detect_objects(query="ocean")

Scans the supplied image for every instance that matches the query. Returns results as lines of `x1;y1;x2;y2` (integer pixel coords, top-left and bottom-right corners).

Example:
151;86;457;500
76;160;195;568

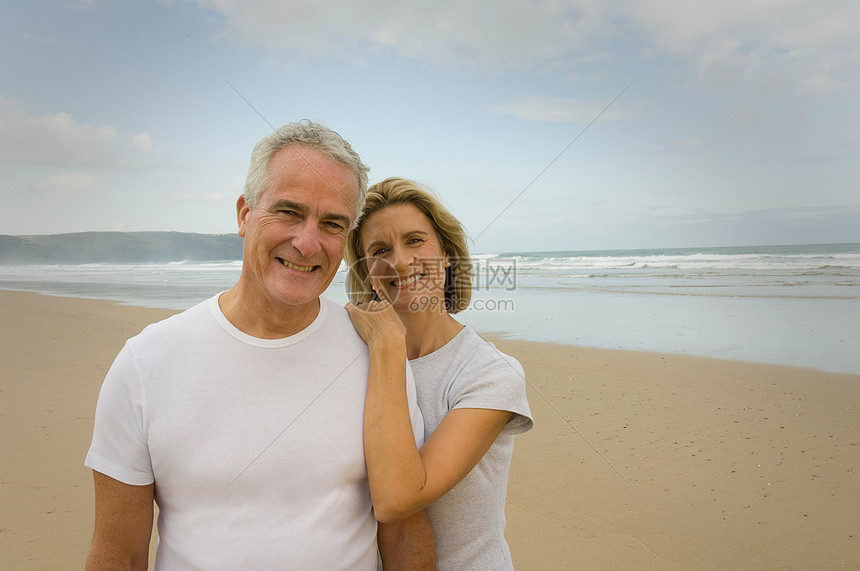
1;243;858;374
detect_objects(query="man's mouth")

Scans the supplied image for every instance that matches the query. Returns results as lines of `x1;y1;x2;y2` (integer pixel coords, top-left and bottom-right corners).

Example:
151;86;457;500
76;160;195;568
278;258;316;272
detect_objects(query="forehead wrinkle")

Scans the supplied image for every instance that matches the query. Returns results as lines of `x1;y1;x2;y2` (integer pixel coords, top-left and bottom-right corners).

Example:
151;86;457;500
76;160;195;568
267;145;360;220
279;144;358;216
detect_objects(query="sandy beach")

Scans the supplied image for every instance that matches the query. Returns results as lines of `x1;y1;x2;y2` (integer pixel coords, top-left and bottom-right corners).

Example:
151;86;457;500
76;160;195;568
2;289;858;569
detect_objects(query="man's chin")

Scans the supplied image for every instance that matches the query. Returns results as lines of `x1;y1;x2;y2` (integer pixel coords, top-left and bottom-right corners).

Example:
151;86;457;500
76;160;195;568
260;271;337;305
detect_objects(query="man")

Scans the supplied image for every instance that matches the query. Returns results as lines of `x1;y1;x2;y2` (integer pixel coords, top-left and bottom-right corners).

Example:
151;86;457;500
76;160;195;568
84;121;434;569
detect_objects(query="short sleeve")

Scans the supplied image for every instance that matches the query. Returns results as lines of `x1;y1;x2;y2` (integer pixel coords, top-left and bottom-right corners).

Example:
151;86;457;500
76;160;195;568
84;341;155;485
450;341;533;436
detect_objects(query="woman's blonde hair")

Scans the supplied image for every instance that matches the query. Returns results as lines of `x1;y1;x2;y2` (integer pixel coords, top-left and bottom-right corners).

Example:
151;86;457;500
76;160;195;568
346;177;472;314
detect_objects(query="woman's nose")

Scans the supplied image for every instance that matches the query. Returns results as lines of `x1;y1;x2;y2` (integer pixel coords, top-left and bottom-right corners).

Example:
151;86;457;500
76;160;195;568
391;247;416;273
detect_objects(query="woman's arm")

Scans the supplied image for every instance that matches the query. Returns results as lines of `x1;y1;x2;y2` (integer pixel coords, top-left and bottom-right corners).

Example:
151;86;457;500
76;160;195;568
346;302;513;522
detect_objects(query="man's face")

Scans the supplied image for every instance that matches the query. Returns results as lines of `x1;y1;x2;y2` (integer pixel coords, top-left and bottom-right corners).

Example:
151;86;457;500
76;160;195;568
237;145;359;313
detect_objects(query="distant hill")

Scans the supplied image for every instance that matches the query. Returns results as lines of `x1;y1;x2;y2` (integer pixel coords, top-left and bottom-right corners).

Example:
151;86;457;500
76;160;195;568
0;232;243;264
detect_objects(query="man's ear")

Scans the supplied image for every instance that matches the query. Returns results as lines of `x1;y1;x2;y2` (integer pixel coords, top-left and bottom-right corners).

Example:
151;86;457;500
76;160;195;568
236;195;250;238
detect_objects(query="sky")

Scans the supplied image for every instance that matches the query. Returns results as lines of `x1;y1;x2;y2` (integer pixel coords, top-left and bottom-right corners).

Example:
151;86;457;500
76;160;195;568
1;0;858;253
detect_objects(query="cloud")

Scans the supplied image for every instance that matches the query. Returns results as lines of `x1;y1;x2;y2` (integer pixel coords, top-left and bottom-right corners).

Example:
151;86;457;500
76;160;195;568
644;138;715;156
624;0;860;94
132;133;153;152
165;189;228;202
164;189;197;202
190;0;614;71
720;99;806;127
490;96;634;123
27;171;106;197
21;32;57;45
0;97;116;166
0;98;174;172
648;204;850;227
187;0;859;94
64;0;96;11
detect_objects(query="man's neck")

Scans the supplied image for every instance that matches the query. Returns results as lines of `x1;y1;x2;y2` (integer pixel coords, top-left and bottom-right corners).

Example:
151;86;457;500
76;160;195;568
218;283;321;339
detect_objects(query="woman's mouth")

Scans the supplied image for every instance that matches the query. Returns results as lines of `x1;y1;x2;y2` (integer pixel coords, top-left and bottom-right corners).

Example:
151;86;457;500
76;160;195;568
391;273;422;287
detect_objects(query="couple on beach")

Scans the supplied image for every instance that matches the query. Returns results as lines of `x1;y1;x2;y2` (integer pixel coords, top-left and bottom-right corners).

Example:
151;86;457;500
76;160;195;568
84;121;533;569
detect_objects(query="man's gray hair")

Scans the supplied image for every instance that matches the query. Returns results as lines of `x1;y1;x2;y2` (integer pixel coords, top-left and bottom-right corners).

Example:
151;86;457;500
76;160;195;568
243;120;370;222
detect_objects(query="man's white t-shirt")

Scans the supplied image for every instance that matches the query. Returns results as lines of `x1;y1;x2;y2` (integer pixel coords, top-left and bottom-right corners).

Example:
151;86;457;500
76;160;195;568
85;295;423;570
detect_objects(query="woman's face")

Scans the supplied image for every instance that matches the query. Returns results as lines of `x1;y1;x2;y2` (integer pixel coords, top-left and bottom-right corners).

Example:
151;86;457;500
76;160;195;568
359;203;449;314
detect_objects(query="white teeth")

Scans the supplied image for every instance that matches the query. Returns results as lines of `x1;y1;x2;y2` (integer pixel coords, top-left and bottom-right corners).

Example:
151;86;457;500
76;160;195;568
393;275;420;286
280;259;314;272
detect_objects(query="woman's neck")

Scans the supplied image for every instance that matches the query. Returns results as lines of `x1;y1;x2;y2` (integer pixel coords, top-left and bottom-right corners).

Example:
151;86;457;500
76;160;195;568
397;307;463;360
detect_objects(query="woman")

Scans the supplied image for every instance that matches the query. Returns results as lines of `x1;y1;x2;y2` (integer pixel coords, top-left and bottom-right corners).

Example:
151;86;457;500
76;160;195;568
345;177;533;569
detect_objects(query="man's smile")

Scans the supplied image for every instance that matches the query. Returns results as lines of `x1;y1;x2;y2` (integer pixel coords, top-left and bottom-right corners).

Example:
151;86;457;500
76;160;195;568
277;257;317;272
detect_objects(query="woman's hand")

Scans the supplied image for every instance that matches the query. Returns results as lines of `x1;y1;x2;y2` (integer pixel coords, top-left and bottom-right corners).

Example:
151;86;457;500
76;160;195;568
345;294;407;347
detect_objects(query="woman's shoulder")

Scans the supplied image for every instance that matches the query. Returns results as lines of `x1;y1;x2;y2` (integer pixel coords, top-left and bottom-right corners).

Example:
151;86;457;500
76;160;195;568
411;325;524;389
462;326;522;366
447;327;534;433
445;326;525;383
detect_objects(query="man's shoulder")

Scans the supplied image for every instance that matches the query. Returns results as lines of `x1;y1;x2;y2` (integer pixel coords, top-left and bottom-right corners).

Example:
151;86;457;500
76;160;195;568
320;295;350;322
129;295;215;345
318;296;363;343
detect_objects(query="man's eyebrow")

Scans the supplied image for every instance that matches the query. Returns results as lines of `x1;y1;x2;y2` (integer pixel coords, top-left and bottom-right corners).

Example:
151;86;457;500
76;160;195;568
268;199;351;225
321;212;353;227
268;199;306;213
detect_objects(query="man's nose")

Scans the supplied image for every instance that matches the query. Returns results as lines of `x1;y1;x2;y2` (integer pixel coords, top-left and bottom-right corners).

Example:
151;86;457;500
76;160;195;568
291;220;323;258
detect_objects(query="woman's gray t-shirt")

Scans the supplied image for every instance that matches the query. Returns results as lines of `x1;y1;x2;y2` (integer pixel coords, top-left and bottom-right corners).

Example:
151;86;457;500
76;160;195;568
410;325;533;570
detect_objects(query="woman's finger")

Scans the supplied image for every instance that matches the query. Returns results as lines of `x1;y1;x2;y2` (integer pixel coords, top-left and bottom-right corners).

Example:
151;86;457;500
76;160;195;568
369;276;394;304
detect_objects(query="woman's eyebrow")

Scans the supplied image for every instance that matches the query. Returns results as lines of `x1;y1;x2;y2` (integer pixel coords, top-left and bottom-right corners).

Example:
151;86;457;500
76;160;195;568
366;229;430;248
364;238;388;251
